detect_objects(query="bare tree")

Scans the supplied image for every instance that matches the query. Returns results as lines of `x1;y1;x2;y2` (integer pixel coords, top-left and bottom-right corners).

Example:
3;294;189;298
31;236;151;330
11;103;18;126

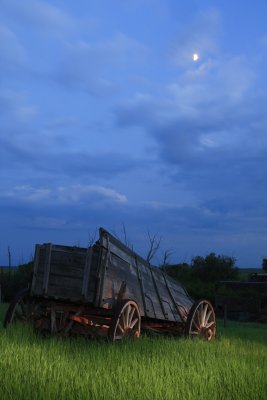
88;227;98;247
160;248;175;270
122;223;131;248
146;231;161;263
111;224;133;250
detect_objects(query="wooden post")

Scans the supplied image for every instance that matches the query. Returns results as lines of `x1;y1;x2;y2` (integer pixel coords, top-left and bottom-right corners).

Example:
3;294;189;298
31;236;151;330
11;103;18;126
0;268;3;303
8;246;11;281
224;303;227;327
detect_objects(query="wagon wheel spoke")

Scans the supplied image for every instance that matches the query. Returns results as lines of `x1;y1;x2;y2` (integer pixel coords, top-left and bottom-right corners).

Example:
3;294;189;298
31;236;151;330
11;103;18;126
130;317;139;329
129;305;135;326
4;288;39;328
196;308;202;327
125;304;131;328
121;309;126;328
205;321;215;329
205;310;213;325
117;323;125;334
201;303;208;326
192;318;200;331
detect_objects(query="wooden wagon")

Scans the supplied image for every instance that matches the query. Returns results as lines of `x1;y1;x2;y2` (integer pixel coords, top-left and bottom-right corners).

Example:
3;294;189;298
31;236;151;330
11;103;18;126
4;228;216;341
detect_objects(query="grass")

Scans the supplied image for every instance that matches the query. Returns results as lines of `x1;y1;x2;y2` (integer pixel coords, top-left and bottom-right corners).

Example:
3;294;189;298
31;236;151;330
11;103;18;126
0;303;266;400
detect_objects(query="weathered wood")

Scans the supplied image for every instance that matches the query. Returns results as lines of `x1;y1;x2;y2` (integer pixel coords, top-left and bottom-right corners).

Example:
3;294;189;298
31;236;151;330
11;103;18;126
43;244;52;294
30;228;194;324
81;247;93;300
135;256;147;317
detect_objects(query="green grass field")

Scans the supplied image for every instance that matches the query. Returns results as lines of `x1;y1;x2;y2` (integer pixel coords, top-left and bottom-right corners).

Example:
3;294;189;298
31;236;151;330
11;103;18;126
0;303;266;400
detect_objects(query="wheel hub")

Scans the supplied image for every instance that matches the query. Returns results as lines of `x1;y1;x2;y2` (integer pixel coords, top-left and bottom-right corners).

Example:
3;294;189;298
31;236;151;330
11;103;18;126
200;327;213;341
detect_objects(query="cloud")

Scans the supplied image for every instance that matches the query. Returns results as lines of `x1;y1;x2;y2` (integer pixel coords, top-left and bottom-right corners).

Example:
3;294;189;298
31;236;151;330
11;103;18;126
0;24;27;73
55;34;148;94
112;47;267;233
0;90;36;123
0;138;141;179
114;53;262;163
1;184;128;205
1;0;75;37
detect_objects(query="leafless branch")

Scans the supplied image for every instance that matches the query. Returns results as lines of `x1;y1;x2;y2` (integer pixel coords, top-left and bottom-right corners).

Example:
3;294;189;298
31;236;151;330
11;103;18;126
146;231;161;263
88;227;97;247
160;249;175;270
122;223;130;247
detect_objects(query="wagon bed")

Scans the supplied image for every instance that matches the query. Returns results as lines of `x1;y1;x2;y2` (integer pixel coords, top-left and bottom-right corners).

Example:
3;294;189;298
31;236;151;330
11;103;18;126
5;228;216;341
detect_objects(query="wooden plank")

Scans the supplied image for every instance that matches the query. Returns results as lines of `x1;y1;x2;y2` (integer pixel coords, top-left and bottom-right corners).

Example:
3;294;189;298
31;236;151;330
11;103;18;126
149;264;168;319
48;262;85;279
30;244;40;295
100;253;145;315
160;270;184;322
100;228;149;268
82;247;93;300
97;237;110;307
135;256;147;317
43;244;52;294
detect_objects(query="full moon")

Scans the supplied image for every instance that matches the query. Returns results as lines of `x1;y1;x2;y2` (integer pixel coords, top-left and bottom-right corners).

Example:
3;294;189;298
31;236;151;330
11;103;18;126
192;53;199;61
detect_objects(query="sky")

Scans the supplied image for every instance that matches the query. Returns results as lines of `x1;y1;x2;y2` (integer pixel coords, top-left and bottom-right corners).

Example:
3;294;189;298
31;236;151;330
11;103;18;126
1;0;267;268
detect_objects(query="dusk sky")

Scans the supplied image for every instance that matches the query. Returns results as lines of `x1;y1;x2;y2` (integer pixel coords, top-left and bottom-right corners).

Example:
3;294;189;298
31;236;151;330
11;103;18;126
1;0;267;267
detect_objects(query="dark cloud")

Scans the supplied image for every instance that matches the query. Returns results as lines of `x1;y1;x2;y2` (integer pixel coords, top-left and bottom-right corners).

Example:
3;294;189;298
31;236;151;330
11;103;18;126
113;56;267;254
0;138;141;179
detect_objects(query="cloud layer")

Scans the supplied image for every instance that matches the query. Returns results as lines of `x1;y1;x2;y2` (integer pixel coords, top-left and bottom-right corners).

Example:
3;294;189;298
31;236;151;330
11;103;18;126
1;1;267;267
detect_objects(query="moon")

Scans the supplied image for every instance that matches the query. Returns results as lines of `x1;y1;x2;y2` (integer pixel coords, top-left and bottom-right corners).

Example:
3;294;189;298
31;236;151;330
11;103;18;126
192;53;199;62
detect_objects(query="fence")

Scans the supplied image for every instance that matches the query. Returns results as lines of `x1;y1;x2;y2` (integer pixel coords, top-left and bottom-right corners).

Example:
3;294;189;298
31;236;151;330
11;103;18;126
215;295;267;324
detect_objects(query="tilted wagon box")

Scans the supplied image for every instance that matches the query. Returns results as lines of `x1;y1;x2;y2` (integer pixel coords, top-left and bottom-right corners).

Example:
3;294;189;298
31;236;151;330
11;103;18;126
5;228;216;341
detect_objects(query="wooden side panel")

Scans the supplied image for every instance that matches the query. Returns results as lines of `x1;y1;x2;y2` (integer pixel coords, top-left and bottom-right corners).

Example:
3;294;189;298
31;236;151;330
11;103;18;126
30;229;194;321
165;275;194;317
139;263;164;319
99;229;194;322
31;244;98;303
151;268;182;321
101;251;146;315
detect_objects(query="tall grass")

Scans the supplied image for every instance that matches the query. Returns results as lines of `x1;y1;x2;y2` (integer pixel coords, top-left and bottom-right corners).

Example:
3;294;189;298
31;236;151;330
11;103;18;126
0;304;266;400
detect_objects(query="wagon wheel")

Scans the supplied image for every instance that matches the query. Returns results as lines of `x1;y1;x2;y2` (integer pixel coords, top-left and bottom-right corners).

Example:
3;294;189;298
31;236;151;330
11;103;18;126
4;287;39;328
185;299;216;341
109;300;141;342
